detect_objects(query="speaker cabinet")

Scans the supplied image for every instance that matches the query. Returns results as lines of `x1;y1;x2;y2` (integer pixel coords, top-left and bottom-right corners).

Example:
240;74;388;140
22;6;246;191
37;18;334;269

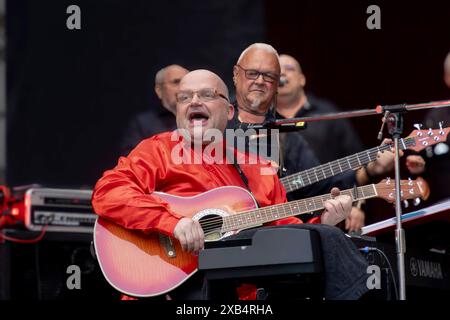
0;230;119;300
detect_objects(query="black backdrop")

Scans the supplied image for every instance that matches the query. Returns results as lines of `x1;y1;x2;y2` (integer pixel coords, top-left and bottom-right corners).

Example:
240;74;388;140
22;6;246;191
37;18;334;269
266;0;450;145
6;0;265;187
6;0;450;189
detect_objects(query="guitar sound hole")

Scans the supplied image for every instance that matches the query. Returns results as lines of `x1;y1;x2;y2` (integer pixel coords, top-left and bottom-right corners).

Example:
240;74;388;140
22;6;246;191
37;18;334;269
198;214;223;241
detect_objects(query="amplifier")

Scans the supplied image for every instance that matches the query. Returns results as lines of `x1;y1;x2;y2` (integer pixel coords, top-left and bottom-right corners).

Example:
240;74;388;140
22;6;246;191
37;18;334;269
24;188;96;233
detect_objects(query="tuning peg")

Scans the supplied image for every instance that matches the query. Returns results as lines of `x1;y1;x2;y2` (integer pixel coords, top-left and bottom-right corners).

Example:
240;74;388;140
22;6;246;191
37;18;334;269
428;128;434;136
439;121;445;135
386;177;391;185
414;124;423;136
414;198;421;206
408;177;413;186
403;200;409;208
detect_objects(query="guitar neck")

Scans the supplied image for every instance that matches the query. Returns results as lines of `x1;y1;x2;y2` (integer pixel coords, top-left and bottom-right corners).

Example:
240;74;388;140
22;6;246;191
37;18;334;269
280;137;412;193
222;184;378;232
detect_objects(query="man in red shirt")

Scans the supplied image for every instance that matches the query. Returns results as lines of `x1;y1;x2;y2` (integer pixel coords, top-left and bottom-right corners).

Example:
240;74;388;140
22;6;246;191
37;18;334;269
92;69;352;297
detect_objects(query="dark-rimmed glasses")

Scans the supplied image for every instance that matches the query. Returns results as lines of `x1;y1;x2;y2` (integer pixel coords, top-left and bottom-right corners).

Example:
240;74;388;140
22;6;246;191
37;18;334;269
236;65;279;83
176;88;229;104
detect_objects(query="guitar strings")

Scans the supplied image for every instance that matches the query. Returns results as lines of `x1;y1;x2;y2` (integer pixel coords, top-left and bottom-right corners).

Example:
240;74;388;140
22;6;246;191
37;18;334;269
280;143;390;183
280;139;413;188
198;136;419;231
196;182;416;232
197;186;373;229
197;187;371;231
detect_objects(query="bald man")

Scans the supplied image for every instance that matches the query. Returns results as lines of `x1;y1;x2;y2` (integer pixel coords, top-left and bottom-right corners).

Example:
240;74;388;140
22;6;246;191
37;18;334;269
93;69;355;299
120;64;189;155
94;68;352;251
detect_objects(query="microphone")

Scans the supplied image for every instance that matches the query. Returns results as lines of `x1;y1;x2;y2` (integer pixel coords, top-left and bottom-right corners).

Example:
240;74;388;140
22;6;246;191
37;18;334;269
377;111;390;140
236;120;306;132
279;76;288;87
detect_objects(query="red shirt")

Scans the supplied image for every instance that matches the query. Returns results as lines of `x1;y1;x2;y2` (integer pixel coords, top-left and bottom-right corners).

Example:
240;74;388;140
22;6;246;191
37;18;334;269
92;131;302;235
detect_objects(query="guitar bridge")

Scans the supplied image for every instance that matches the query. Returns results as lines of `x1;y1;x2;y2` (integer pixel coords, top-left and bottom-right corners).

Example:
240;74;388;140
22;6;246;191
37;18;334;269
159;234;176;258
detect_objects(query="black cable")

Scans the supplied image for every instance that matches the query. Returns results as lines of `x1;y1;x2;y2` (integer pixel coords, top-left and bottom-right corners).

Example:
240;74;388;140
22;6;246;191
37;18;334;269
359;246;399;300
373;248;399;301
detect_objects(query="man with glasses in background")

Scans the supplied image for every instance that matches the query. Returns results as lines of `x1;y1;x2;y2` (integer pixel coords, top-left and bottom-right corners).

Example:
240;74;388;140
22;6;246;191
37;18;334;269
229;43;336;202
119;64;188;155
229;43;398;232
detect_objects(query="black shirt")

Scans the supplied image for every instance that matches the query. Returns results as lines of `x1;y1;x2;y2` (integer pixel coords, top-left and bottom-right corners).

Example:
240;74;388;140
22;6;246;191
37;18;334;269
275;94;364;191
276;94;364;163
227;106;334;201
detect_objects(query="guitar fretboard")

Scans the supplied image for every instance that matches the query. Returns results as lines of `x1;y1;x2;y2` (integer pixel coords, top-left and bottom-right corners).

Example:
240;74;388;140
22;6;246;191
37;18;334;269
221;184;377;232
280;137;413;193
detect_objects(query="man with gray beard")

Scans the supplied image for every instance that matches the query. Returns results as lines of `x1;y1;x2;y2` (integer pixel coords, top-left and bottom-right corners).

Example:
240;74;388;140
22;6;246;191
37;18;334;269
229;43;398;230
229;43;337;205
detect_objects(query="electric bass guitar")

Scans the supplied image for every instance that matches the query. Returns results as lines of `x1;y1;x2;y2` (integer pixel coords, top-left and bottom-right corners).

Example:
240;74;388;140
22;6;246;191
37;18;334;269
279;127;449;192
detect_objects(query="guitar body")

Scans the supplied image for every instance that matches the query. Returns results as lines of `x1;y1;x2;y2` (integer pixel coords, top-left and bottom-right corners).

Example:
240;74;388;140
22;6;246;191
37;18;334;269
94;186;258;298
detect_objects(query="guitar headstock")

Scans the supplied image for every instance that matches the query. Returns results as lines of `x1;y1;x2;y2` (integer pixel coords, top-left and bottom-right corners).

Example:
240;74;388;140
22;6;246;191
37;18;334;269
375;177;430;203
406;124;450;152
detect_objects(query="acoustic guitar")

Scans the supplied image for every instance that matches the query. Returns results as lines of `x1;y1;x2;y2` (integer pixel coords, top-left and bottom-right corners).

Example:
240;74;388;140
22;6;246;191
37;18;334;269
94;178;428;297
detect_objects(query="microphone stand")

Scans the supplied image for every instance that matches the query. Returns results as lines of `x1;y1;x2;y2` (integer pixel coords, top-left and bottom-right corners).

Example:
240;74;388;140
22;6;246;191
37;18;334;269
265;98;450;300
384;110;407;300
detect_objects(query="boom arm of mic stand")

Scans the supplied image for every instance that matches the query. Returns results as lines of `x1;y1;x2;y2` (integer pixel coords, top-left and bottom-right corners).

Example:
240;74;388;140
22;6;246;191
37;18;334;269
271;99;450;125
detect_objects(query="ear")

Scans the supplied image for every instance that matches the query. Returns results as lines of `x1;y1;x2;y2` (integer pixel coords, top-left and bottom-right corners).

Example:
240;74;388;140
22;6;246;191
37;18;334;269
299;73;306;88
227;103;235;120
155;85;163;100
444;73;450;89
232;65;239;84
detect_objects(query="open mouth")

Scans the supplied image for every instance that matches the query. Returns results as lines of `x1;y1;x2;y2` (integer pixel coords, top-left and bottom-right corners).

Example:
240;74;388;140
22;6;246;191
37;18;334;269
188;110;210;125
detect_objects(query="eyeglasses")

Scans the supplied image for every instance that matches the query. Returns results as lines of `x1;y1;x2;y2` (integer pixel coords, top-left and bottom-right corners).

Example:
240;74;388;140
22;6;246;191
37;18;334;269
236;65;279;83
176;88;229;104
